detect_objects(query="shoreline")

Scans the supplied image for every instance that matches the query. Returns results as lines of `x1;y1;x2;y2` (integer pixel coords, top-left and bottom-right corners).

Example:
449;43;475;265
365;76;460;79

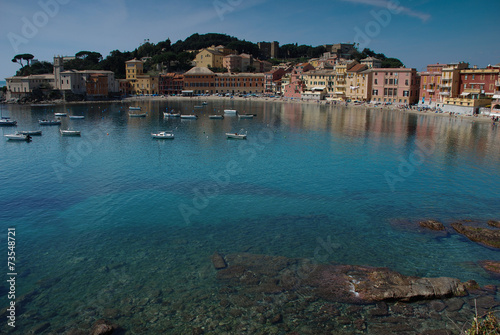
5;95;496;124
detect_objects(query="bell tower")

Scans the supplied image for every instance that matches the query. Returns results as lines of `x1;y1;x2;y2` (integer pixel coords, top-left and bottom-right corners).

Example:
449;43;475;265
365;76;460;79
53;56;64;89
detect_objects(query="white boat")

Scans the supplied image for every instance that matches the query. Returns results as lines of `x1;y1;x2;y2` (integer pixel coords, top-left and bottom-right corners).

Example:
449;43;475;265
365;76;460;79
224;109;238;115
129;113;147;117
69;115;85;119
194;105;203;108
164;112;180;117
60;129;81;136
151;131;174;139
39;119;61;125
238;113;255;119
0;119;17;126
202;101;208;105
180;115;198;119
18;130;42;136
5;134;29;141
209;115;224;119
129;107;141;110
226;132;247;139
54;112;67;116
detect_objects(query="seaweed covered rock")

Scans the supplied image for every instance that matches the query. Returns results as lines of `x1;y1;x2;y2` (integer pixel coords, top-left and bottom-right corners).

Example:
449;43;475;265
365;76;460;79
452;222;500;249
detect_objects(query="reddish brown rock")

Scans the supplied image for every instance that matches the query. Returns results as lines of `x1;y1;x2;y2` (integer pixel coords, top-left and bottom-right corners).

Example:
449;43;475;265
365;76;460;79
90;319;118;335
488;220;500;228
451;223;500;248
478;260;500;275
211;252;227;270
419;220;445;231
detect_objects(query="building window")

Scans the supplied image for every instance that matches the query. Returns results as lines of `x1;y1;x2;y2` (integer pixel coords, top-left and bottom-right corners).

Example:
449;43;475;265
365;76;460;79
374;79;378;84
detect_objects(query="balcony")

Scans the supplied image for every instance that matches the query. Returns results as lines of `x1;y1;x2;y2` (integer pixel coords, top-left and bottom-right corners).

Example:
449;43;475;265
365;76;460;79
496;80;500;87
440;83;452;88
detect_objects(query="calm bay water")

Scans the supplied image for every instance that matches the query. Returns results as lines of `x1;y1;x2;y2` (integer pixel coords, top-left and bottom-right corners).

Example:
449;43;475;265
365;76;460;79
1;99;499;333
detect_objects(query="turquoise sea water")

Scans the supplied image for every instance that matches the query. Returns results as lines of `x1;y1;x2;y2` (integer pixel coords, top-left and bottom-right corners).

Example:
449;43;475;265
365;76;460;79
1;99;499;334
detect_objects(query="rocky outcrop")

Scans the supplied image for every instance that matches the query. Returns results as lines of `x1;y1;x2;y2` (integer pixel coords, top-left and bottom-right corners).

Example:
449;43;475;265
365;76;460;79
488;220;500;228
419;220;445;231
214;253;470;303
478;260;500;275
451;223;500;249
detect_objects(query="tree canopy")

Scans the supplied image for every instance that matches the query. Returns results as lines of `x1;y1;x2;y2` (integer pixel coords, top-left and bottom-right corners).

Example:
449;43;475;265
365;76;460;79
12;53;34;67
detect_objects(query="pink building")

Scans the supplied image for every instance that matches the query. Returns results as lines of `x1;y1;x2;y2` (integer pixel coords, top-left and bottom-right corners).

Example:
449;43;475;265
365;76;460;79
223;54;242;72
283;63;314;99
370;68;420;105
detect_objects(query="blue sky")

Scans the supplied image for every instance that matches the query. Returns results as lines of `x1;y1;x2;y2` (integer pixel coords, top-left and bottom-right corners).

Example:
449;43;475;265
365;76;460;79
1;0;499;80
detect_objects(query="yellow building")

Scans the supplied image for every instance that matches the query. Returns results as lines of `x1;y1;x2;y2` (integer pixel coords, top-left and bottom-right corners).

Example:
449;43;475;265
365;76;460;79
301;70;335;96
331;61;359;100
125;59;159;95
194;49;224;68
345;64;371;101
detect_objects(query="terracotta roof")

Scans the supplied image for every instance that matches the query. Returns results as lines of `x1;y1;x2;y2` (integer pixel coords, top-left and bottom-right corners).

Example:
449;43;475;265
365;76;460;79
347;64;368;73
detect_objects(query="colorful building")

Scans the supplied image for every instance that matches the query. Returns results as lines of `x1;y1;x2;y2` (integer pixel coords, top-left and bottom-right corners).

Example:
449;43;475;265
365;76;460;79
215;73;265;95
370;68;420;105
159;73;184;95
125;59;159;95
282;63;314;99
419;64;446;107
183;67;216;95
439;62;469;102
264;68;286;95
346;64;370;101
441;65;500;114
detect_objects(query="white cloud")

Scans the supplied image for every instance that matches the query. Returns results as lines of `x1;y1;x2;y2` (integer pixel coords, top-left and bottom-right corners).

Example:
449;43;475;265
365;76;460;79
340;0;431;22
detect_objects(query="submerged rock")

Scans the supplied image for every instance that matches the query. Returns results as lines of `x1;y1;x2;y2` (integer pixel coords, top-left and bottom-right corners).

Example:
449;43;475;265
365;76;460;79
478;260;500;275
211;252;227;270
90;319;119;335
451;223;500;249
419;220;445;231
215;253;470;304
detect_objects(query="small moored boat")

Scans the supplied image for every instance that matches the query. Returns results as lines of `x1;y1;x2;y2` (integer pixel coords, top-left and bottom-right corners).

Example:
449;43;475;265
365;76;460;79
224;109;238;115
69;115;85;119
151;131;174;139
129;107;141;110
0;119;17;126
54;112;67;116
18;130;42;136
60;129;81;136
129;113;147;117
226;132;247;139
164;112;180;117
39;119;61;125
238;113;255;119
180;115;198;119
5;134;30;141
209;115;224;119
